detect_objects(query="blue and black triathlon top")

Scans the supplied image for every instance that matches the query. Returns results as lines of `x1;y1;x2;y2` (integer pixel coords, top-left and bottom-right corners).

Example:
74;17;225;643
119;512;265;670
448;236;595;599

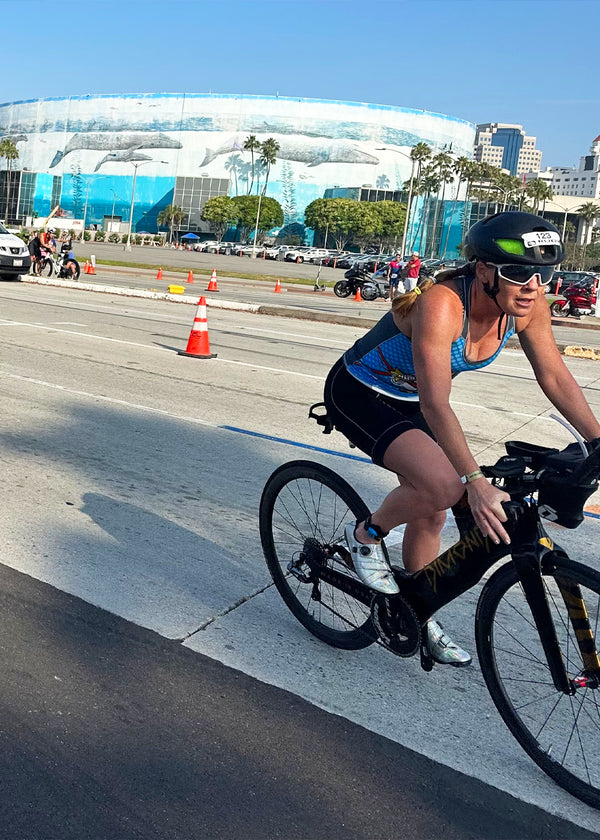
344;275;515;402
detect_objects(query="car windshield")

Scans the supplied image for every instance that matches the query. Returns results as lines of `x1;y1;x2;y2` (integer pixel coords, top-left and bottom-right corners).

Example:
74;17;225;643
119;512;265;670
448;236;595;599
0;222;9;234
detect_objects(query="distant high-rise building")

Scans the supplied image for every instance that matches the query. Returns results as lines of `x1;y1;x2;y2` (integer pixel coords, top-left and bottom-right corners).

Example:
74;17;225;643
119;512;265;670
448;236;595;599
474;123;542;176
536;136;600;199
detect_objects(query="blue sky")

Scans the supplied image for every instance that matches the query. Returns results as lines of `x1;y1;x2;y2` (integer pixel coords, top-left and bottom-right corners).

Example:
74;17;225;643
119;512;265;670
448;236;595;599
5;0;598;167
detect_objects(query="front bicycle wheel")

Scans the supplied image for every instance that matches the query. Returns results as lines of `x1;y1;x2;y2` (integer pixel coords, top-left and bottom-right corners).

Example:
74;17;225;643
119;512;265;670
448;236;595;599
259;460;378;649
41;258;54;277
476;557;600;809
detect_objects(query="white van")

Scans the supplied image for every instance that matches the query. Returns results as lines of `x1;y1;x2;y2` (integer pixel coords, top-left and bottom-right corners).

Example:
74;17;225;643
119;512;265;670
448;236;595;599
0;222;31;279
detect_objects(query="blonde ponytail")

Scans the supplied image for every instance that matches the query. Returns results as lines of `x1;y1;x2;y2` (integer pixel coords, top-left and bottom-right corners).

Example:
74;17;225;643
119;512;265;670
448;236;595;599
391;277;436;316
391;262;474;317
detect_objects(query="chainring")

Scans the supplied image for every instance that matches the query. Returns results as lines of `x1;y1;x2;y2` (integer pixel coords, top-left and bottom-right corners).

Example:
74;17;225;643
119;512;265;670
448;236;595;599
371;592;421;657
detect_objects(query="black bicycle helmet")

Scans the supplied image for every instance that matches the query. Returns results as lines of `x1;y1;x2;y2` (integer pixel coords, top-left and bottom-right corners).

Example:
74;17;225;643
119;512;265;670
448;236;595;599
463;211;565;266
463;211;565;337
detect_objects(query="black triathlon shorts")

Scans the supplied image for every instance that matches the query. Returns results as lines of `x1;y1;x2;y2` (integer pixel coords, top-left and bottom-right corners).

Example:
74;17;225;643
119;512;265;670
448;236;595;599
323;356;434;468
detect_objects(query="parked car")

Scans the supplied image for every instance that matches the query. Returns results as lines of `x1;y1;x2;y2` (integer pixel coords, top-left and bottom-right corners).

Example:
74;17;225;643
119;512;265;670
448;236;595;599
284;247;312;263
263;245;289;260
0;224;31;279
196;240;219;252
321;251;348;267
304;248;331;264
335;253;363;269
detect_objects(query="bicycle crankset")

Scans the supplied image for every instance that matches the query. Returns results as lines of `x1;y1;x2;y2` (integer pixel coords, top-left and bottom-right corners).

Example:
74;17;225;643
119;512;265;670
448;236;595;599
371;592;421;657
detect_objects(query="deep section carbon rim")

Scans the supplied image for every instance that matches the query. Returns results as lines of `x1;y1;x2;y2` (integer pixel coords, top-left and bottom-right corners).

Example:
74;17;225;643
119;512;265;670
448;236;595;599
476;559;600;808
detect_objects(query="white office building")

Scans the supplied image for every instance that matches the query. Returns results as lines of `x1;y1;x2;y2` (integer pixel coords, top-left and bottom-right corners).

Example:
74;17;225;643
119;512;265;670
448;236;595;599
537;136;600;199
474;123;542;176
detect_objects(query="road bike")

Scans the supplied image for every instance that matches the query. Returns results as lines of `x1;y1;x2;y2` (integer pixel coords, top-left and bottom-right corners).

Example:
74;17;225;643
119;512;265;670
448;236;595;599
36;249;81;280
259;407;600;809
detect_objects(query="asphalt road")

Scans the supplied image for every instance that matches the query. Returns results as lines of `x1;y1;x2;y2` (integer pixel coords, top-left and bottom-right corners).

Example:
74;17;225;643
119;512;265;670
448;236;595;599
0;283;599;837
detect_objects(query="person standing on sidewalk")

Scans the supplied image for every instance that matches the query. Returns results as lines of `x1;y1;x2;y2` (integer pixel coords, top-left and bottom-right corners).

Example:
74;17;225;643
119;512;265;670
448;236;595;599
386;254;405;300
404;251;421;292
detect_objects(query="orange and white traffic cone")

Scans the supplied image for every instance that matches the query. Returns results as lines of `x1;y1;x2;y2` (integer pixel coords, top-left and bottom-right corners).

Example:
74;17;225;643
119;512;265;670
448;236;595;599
83;260;90;274
178;297;217;359
156;267;163;280
354;286;363;302
187;270;194;284
274;278;282;293
88;262;96;276
206;269;218;292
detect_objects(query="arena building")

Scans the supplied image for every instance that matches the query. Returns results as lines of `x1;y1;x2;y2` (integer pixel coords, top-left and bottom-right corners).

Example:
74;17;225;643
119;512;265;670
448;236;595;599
0;93;475;254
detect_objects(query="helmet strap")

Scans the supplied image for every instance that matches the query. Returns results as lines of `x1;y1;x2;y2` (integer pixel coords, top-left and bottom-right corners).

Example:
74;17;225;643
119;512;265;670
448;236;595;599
481;264;506;340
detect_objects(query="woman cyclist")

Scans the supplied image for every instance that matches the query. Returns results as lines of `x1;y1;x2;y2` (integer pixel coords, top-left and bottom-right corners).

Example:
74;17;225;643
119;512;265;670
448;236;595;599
323;211;600;666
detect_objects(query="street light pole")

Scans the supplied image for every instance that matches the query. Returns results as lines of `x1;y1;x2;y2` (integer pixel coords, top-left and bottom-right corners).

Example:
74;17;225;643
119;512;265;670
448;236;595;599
251;190;264;259
124;160;167;252
111;190;118;230
82;183;90;243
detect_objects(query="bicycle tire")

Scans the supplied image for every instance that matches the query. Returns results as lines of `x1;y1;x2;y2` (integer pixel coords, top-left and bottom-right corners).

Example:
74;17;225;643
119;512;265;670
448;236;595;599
41;258;54;277
259;460;378;649
475;557;600;809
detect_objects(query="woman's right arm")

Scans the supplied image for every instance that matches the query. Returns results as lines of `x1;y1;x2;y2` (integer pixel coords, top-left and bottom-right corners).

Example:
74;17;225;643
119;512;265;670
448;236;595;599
409;288;511;544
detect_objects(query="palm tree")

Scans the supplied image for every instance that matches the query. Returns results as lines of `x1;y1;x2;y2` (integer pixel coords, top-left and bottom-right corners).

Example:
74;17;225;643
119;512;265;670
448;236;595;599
243;135;261;195
376;174;390;189
251;138;280;255
0;138;19;223
157;204;186;243
259;138;280;196
577;202;600;267
405;142;432;253
525;178;553;214
429;151;454;257
441;155;469;258
414;167;441;254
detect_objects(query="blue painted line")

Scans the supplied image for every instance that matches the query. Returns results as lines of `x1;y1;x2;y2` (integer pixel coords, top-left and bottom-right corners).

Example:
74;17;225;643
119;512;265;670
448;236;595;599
219;425;371;463
220;425;600;520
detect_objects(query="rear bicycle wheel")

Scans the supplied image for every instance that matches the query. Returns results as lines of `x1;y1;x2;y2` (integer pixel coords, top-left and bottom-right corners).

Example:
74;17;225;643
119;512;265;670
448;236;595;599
259;460;378;649
476;557;600;809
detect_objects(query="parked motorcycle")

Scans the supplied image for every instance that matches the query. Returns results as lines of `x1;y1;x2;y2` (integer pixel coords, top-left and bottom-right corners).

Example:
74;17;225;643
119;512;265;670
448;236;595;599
334;267;389;301
550;281;597;318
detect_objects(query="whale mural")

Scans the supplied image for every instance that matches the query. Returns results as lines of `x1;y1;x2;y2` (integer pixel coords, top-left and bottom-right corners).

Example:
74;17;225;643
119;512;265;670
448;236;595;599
201;133;380;168
50;131;183;168
94;149;153;172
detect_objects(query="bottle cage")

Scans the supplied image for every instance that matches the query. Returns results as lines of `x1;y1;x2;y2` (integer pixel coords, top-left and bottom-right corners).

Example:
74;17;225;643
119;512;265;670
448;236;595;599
308;402;334;434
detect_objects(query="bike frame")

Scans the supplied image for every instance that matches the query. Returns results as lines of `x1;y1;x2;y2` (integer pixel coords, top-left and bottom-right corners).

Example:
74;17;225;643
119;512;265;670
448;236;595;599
312;497;598;693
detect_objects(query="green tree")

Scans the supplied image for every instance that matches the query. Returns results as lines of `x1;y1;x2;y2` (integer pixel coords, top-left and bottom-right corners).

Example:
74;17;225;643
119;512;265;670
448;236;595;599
441;155;469;258
0;138;19;223
157;204;186;243
243;135;261;195
201;195;238;241
370;200;406;250
305;198;358;251
230;195;283;241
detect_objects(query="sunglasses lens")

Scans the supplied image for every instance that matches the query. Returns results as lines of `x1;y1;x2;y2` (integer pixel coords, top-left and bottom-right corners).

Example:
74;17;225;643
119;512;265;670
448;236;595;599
498;264;554;285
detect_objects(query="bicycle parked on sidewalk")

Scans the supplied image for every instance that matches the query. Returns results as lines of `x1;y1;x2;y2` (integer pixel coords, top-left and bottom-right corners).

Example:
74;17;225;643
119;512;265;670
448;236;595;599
259;410;600;809
35;249;81;280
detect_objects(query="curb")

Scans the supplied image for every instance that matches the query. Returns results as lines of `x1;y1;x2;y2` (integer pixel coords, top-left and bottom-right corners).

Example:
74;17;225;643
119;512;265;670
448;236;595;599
20;276;600;358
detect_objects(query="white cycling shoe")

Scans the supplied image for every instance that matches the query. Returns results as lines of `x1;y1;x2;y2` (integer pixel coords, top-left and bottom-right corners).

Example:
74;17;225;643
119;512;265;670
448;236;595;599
425;619;472;667
344;522;400;595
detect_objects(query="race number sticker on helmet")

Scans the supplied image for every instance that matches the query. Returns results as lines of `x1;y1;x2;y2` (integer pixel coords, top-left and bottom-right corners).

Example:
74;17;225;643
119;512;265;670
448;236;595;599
522;231;561;248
